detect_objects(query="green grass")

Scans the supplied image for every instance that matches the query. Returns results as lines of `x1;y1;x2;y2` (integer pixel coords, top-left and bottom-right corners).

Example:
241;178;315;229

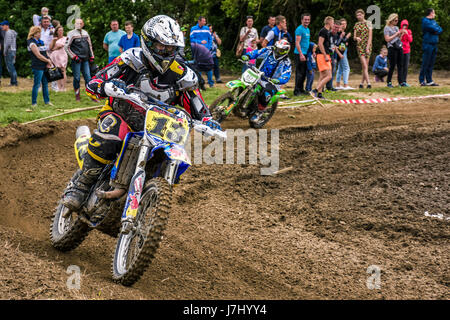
0;90;100;125
0;86;229;126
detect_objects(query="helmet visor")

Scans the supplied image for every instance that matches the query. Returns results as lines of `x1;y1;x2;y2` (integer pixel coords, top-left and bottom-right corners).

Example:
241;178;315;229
145;40;177;57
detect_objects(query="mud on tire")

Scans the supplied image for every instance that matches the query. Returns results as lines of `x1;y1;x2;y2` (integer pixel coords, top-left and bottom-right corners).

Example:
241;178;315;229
209;91;236;123
50;202;90;252
112;177;172;286
50;171;90;252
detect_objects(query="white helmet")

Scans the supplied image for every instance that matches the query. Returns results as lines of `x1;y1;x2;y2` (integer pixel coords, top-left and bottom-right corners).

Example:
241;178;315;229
141;15;185;74
273;39;290;60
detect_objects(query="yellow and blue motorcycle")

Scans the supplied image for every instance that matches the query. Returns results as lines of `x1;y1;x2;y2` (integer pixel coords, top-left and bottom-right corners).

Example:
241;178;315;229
50;85;225;286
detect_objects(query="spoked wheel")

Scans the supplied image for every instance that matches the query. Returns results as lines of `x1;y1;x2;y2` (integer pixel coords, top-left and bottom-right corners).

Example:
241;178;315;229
112;177;171;286
248;101;279;129
209;88;243;122
50;171;90;252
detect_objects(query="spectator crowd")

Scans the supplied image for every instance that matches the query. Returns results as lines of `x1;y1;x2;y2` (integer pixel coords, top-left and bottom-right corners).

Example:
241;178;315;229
0;7;445;106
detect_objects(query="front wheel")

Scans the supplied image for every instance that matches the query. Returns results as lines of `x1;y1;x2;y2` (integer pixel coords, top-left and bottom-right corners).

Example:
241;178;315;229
209;88;241;123
112;177;172;286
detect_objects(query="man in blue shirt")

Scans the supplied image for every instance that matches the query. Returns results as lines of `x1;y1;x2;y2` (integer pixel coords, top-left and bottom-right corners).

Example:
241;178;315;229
293;13;311;95
419;8;443;86
190;16;212;51
103;20;126;63
259;16;275;44
118;21;140;53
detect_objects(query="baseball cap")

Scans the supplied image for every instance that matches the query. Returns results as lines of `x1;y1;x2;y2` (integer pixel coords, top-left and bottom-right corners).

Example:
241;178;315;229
0;20;9;26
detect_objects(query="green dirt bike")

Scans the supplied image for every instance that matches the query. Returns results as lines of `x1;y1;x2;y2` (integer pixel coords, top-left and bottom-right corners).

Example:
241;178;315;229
209;59;285;129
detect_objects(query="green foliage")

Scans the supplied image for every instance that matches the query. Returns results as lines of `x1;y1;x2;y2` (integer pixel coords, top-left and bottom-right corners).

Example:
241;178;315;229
0;0;448;78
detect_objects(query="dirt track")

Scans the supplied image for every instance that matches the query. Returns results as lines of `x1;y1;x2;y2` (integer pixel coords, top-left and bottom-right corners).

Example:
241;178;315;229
0;97;449;299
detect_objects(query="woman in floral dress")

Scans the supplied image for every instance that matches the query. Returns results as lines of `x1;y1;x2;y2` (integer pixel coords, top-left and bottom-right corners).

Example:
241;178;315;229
353;9;373;88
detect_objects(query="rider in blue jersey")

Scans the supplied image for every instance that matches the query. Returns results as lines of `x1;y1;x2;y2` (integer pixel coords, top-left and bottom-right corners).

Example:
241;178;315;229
242;39;292;123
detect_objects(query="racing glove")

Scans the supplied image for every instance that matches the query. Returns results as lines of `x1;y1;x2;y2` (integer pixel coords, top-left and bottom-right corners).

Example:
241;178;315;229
109;79;128;94
270;78;280;84
72;55;81;63
202;117;222;131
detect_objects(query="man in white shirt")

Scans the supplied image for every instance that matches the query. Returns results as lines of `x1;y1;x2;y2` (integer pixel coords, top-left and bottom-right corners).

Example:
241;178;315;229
40;15;54;51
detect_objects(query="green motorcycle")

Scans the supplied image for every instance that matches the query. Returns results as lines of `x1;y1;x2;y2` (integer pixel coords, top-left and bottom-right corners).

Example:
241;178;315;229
209;59;285;129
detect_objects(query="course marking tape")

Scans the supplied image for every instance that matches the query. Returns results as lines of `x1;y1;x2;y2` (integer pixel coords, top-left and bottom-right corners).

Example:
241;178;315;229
329;93;450;104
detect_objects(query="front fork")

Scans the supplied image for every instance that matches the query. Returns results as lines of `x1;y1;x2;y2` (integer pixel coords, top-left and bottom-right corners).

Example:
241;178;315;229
120;139;178;233
120;138;151;233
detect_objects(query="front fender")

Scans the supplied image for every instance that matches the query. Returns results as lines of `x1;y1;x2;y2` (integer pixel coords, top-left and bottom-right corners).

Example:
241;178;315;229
226;80;246;89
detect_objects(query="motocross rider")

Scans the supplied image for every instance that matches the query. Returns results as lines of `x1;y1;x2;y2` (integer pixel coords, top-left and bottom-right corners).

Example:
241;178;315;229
241;39;292;123
62;15;220;211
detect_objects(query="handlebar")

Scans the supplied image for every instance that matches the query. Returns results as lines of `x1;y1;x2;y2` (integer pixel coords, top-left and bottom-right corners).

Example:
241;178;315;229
104;82;226;140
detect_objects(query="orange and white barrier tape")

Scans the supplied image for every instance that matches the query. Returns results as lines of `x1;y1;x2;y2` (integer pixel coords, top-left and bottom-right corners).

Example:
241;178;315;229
330;93;450;104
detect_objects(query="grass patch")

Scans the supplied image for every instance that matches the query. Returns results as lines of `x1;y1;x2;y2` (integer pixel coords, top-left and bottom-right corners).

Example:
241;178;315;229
0;86;229;126
0;90;100;125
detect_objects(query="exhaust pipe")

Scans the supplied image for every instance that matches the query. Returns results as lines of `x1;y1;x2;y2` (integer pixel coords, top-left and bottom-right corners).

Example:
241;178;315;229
96;188;127;199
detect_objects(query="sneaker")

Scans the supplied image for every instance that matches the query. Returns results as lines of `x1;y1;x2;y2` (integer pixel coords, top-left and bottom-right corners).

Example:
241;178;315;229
403;82;410;87
209;84;214;88
280;94;290;99
427;82;439;86
343;86;354;90
387;82;394;88
216;79;223;84
359;84;364;89
367;84;372;89
420;82;427;86
317;92;325;99
335;86;343;90
45;102;54;106
311;89;318;97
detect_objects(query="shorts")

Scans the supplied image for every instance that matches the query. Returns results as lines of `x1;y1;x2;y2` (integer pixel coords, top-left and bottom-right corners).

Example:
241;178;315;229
317;54;332;72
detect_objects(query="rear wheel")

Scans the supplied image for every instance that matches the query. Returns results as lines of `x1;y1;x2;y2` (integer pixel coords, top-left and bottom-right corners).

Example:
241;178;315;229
50;171;90;252
112;177;172;286
249;101;278;129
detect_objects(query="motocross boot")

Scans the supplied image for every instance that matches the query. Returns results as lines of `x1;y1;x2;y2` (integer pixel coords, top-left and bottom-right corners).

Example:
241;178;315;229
62;155;104;211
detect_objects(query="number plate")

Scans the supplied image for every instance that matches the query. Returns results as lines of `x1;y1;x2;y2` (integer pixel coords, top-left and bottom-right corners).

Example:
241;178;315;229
241;69;259;85
145;110;189;145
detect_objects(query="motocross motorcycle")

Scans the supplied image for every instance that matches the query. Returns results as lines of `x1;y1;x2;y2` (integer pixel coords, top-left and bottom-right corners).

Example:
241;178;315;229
209;58;285;129
50;83;226;286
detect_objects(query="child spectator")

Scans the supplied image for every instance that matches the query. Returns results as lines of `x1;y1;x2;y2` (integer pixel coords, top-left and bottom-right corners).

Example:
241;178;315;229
400;19;412;86
243;38;258;72
305;42;317;92
372;46;389;82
